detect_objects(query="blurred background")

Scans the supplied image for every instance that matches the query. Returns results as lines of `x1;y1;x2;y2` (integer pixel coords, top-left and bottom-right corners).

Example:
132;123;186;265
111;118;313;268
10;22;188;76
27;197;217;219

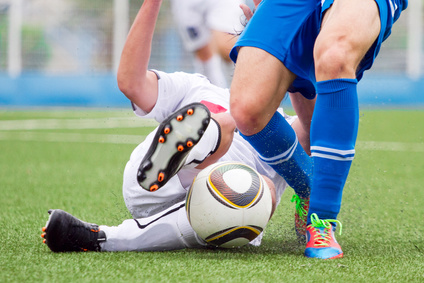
0;0;423;108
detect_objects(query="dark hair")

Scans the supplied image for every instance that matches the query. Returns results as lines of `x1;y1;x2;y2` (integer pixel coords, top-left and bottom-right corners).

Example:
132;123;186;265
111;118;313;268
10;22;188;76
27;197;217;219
235;6;256;35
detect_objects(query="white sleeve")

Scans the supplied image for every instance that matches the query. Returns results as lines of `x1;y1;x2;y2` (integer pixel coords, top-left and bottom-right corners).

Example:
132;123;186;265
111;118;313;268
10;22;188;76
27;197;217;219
132;70;230;122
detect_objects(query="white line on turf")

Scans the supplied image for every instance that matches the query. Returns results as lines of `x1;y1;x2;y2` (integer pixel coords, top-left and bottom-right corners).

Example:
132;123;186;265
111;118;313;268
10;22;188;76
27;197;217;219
0;131;423;152
0;118;423;152
0;117;158;130
0;131;144;144
356;141;424;153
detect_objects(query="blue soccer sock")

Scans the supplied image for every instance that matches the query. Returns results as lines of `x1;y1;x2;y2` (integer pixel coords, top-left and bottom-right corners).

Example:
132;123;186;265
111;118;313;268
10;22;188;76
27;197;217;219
308;78;359;224
240;111;312;198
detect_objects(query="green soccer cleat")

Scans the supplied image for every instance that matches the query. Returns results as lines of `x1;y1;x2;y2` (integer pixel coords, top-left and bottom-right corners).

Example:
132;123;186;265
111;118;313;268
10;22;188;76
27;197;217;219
291;194;309;243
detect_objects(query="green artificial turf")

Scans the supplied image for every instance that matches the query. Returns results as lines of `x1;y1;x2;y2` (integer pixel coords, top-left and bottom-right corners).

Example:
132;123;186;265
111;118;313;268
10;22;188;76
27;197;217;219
0;109;423;282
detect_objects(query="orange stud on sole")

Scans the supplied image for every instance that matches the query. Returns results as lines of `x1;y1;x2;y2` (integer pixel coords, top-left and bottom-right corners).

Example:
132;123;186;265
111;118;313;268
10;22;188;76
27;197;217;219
177;145;184;151
158;172;165;182
149;184;159;192
176;115;183;121
158;136;165;143
187;109;194;115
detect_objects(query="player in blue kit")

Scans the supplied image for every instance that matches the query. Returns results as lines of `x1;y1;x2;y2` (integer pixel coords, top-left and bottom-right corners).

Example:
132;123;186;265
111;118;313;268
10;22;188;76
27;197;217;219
229;0;408;259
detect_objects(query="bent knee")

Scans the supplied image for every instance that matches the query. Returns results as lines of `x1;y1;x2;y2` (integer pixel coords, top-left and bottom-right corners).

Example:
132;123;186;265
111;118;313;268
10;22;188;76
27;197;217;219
314;38;358;80
211;113;236;153
230;101;269;135
211;113;236;135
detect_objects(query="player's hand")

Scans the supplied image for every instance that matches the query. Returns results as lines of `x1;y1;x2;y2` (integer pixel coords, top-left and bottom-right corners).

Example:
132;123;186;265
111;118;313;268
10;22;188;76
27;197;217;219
239;0;261;22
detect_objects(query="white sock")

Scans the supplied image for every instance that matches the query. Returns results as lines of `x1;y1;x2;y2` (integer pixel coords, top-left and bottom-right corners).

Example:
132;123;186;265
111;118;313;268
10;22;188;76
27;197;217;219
184;118;220;167
99;201;205;252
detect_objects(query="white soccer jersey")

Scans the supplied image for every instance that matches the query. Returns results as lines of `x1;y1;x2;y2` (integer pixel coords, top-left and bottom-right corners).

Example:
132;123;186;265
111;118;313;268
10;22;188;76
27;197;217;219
100;71;291;252
129;71;288;212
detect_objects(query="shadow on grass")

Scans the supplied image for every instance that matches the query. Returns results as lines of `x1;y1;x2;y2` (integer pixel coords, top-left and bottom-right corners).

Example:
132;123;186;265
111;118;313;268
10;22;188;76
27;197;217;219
162;237;305;260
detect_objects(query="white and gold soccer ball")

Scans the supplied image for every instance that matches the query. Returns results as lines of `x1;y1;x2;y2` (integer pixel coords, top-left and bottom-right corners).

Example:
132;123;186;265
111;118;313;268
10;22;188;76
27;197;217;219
186;161;273;248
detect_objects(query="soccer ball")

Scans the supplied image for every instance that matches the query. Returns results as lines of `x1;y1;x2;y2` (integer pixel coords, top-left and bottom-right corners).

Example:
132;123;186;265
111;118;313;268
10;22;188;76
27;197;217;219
186;161;273;248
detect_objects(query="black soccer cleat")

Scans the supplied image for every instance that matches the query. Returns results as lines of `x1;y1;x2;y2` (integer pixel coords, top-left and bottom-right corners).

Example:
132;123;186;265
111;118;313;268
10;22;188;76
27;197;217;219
41;209;106;252
137;103;211;192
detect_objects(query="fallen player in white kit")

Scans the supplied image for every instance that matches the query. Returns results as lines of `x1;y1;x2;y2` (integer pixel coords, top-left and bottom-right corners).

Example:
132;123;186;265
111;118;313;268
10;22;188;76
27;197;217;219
40;0;311;252
42;101;292;252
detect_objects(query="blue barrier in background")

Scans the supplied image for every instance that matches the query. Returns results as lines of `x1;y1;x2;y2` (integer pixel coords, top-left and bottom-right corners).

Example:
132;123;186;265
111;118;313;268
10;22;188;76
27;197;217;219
0;73;129;108
357;74;424;107
0;73;423;108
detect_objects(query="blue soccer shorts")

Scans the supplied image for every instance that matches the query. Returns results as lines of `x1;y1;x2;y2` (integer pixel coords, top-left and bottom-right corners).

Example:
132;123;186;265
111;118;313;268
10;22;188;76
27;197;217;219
230;0;408;99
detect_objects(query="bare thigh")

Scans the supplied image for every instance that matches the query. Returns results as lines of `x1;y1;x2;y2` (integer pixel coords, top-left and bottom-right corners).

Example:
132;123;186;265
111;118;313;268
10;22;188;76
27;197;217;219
314;0;381;80
230;46;296;135
211;31;238;62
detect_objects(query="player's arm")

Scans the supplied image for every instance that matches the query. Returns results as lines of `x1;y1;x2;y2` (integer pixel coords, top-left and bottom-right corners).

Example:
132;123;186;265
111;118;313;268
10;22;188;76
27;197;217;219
117;0;162;113
261;175;277;219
